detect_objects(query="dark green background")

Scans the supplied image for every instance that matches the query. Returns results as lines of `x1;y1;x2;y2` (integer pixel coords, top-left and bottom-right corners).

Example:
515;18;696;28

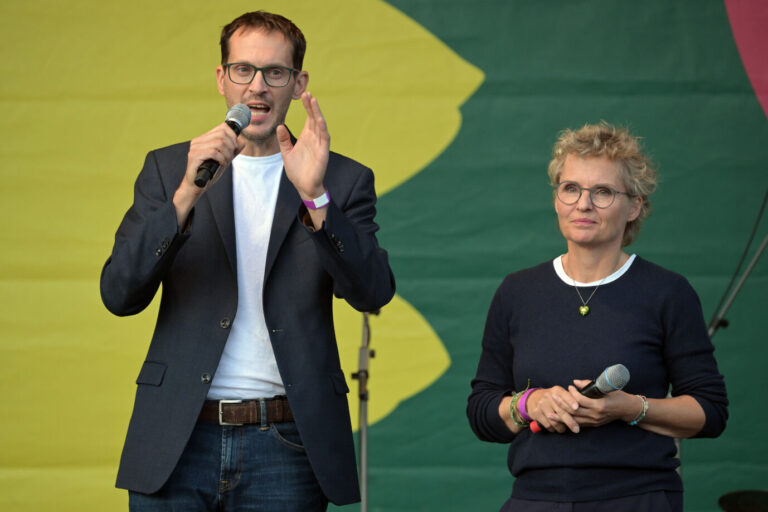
333;1;768;511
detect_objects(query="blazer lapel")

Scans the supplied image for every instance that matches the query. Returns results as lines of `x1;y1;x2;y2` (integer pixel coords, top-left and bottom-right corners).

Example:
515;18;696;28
205;166;237;273
265;170;301;282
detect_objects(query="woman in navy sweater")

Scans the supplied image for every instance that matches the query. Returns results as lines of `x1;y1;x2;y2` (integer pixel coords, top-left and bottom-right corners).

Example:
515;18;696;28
467;122;728;512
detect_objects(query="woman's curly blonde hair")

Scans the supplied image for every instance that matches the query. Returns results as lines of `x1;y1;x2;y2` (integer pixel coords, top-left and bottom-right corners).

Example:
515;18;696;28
547;122;658;247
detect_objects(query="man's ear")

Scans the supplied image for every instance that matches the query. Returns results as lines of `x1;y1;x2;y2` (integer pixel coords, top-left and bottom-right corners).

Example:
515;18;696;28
292;70;309;99
216;66;226;96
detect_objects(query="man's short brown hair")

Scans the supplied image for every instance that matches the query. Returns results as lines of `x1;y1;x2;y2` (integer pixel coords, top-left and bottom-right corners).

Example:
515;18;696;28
220;11;307;70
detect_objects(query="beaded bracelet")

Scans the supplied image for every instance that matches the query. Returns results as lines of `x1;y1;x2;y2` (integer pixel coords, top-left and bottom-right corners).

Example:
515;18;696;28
509;390;529;427
628;395;648;426
509;380;533;427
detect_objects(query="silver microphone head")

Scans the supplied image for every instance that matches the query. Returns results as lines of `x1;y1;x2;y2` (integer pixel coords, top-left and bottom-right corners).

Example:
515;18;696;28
225;103;251;132
595;363;630;393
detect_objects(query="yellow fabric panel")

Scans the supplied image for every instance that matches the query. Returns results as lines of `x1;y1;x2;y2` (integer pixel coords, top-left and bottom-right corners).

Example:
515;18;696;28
0;0;478;509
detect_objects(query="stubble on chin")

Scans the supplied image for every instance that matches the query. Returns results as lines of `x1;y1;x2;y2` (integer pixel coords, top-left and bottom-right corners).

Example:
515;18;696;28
240;109;290;146
241;126;277;145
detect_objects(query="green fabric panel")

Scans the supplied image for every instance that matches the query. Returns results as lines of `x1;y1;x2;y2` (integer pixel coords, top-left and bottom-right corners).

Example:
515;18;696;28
333;1;768;511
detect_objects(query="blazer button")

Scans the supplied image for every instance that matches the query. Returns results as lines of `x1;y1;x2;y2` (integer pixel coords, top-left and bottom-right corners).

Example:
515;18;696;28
201;373;212;384
220;318;231;329
161;238;169;249
155;248;162;256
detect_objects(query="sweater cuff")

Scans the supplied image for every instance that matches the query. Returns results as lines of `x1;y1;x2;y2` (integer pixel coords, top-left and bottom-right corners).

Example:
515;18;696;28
690;395;728;438
488;394;517;441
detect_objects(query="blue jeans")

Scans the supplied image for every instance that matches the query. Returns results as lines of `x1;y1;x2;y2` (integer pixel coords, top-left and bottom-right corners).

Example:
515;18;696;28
129;421;327;511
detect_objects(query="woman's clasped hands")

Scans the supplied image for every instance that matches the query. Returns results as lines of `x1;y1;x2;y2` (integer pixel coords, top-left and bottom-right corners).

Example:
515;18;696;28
526;381;642;434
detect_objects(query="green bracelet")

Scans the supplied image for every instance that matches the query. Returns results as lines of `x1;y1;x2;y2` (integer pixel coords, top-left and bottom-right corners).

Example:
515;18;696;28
509;391;529;427
628;395;648;426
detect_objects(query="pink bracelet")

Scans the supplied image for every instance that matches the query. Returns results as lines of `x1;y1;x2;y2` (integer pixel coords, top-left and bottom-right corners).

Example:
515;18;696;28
518;387;539;422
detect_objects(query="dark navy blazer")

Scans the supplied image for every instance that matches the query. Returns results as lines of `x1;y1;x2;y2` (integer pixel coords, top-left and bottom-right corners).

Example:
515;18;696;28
101;141;395;505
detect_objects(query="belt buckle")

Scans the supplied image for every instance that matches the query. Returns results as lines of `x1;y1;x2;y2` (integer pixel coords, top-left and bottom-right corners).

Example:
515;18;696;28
218;399;244;426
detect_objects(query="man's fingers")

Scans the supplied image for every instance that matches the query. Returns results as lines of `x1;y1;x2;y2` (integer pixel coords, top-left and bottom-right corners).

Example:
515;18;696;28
309;94;325;120
301;91;315;116
301;92;329;139
192;145;229;168
205;122;239;148
276;125;293;155
191;125;238;161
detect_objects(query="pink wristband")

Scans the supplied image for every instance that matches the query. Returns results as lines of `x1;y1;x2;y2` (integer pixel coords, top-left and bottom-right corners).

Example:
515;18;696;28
302;190;331;210
518;387;539;423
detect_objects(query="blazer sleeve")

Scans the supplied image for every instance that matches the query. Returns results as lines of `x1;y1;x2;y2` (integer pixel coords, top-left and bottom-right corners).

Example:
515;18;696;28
100;146;191;316
305;161;396;312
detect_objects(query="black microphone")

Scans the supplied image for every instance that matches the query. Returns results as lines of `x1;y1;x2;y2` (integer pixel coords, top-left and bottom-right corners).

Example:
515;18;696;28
529;363;630;432
194;104;251;188
578;363;630;398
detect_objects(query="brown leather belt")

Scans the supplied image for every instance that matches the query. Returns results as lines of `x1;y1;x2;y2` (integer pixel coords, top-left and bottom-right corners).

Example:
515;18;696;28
198;396;294;426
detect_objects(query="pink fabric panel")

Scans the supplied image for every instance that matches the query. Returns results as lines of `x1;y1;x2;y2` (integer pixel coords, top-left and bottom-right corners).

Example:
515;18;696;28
725;0;768;118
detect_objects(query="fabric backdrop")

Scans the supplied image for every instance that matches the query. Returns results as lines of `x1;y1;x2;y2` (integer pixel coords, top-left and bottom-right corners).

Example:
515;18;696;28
0;1;765;511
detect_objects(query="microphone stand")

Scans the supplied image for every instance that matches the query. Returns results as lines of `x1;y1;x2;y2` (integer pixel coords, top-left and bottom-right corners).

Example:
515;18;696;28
708;232;768;339
351;310;378;512
689;227;768;483
710;232;768;509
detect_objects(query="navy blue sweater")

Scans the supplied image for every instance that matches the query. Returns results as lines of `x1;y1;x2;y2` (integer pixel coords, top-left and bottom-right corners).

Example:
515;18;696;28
467;257;728;501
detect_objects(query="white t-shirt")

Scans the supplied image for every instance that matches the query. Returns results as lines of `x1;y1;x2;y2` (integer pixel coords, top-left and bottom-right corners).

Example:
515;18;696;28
553;253;636;286
207;152;286;400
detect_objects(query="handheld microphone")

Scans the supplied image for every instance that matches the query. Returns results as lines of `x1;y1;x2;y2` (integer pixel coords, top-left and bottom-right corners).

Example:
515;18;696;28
577;363;630;398
529;363;630;433
194;103;251;188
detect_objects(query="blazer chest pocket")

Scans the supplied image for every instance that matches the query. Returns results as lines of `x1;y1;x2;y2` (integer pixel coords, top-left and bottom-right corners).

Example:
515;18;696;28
136;361;167;386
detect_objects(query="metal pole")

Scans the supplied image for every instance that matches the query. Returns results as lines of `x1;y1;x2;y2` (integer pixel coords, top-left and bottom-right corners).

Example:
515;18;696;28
708;232;768;339
352;311;375;512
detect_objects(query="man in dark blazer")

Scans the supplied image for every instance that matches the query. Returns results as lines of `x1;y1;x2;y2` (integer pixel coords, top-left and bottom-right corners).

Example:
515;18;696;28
100;11;395;511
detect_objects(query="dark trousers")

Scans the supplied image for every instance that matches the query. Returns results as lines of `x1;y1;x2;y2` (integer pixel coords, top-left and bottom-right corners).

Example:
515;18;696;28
501;490;683;512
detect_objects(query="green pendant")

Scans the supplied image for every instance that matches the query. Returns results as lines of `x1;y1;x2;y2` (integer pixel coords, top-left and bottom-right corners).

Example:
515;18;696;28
579;305;590;316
